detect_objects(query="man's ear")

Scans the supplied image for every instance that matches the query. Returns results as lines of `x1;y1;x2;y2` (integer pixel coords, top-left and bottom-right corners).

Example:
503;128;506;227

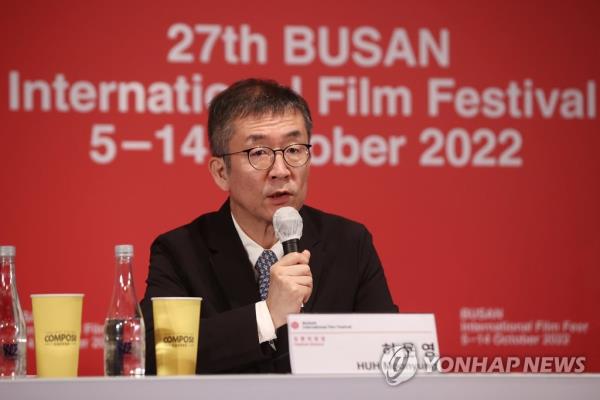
208;157;230;191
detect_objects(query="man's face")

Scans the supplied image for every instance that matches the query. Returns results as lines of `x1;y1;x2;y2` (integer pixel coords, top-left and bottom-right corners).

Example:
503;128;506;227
219;111;310;227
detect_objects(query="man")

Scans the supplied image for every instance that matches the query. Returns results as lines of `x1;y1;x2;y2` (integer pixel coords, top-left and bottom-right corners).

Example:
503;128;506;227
140;78;397;374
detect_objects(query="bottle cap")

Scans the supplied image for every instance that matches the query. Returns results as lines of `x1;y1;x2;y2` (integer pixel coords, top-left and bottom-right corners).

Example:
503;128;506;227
115;244;134;257
0;246;16;257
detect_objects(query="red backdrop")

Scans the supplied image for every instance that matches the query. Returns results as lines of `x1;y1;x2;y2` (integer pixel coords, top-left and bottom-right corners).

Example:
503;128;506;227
1;0;599;375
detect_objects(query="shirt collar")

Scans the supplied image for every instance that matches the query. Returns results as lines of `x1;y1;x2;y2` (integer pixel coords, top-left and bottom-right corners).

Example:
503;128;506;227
231;213;283;267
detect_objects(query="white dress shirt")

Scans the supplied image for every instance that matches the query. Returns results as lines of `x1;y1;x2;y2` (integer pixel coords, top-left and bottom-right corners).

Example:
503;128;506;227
231;214;283;344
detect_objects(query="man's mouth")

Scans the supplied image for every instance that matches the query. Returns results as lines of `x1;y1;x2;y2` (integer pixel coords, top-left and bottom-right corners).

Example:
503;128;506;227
267;191;292;204
268;191;291;198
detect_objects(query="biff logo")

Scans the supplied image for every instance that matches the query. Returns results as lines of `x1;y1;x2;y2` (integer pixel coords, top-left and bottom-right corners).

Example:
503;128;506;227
163;335;194;344
44;332;77;345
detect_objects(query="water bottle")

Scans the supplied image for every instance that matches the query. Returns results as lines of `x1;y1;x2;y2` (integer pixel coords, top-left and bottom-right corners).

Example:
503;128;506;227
104;244;145;376
0;245;27;377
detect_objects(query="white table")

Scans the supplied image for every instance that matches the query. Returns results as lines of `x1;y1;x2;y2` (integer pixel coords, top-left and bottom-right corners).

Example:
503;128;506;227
1;373;599;399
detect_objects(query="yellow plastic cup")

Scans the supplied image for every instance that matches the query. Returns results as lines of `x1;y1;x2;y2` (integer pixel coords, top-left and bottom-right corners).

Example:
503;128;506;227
151;297;202;375
31;294;84;378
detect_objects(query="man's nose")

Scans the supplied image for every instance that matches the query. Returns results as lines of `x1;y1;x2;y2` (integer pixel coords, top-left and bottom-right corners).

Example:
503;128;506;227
269;151;291;179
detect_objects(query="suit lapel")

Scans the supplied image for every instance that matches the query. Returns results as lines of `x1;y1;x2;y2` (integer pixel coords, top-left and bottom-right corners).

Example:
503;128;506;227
299;206;330;312
206;201;261;309
204;202;328;312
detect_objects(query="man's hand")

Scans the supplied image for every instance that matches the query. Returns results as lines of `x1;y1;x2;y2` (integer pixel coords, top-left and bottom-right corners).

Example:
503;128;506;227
266;250;312;329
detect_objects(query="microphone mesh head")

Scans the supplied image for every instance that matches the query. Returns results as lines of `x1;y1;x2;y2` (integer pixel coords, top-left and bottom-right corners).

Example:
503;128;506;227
273;207;303;242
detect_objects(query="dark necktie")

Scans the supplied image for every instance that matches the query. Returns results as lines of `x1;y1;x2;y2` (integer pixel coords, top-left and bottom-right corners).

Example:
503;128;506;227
255;249;278;300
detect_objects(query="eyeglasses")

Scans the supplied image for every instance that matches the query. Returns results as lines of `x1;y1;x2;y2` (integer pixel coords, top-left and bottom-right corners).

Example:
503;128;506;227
218;143;312;170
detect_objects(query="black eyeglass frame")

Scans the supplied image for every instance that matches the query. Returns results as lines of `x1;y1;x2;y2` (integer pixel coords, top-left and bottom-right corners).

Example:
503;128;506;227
217;143;313;170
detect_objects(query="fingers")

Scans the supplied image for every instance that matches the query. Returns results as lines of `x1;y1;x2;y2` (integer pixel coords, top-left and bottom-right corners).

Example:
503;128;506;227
302;291;311;304
289;275;313;288
264;249;313;327
272;264;311;277
299;283;312;304
278;250;310;266
285;276;312;305
272;250;311;276
285;279;312;305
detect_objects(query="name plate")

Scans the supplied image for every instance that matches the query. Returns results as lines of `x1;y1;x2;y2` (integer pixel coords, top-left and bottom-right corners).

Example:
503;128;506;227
288;313;439;375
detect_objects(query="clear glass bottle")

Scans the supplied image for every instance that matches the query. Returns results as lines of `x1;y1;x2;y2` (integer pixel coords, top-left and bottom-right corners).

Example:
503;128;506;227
0;245;27;377
103;244;145;376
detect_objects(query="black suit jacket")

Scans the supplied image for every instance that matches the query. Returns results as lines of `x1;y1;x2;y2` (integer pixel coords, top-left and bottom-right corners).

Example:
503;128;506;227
140;201;397;374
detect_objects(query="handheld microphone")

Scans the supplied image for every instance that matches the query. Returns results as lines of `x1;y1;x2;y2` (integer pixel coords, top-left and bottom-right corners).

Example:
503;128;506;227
274;206;306;311
273;206;303;254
